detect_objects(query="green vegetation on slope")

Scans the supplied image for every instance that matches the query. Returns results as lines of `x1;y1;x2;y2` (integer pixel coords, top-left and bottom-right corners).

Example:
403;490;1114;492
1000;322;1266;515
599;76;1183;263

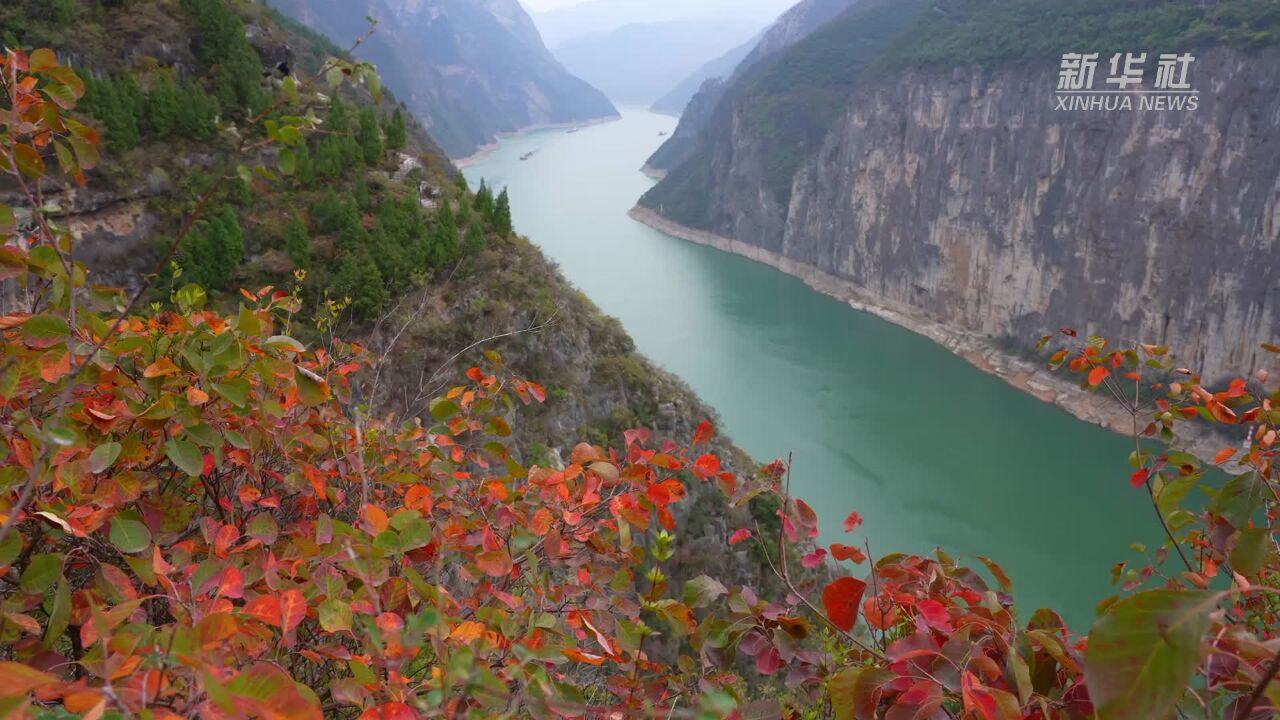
884;0;1280;66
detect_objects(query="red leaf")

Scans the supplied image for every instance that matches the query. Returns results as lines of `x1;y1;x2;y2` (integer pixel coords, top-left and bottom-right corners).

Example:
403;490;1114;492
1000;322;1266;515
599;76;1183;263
218;566;244;599
202;453;215;477
830;543;866;564
692;453;721;479
728;529;753;546
843;511;863;533
1088;366;1110;387
822;577;867;631
801;548;827;569
279;589;307;634
359;703;418;720
244;595;281;626
755;646;782;675
692;420;716;446
916;599;953;632
1129;468;1150;488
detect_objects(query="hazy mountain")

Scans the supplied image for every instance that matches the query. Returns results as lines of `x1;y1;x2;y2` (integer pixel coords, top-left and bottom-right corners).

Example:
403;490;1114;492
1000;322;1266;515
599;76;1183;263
552;19;761;105
650;33;760;116
644;0;862;173
531;0;793;47
269;0;618;157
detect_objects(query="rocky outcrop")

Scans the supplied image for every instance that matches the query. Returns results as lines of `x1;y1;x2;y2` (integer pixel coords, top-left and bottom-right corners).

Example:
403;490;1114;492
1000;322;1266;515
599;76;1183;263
267;0;618;158
644;44;1280;384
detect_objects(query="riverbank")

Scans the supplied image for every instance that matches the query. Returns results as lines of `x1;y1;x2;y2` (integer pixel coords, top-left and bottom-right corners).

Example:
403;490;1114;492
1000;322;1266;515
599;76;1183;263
454;115;621;168
628;206;1237;464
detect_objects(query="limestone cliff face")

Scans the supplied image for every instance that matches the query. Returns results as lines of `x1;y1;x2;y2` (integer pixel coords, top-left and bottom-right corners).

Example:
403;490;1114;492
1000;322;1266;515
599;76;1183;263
645;46;1280;381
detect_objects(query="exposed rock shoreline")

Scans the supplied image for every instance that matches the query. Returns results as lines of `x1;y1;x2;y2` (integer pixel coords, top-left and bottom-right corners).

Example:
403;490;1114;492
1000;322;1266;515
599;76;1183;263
628;206;1240;465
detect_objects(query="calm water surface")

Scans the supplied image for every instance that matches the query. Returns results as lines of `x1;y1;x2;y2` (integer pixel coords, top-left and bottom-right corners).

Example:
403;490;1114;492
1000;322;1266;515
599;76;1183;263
464;109;1157;627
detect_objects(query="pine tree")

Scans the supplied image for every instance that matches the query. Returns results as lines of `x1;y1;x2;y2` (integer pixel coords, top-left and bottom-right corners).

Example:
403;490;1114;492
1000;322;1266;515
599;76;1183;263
357;107;383;165
473;180;494;223
354;176;371;211
334;249;388;319
493;188;513;236
463;221;486;256
384;109;408;150
430;198;459;267
148;73;182;138
294;142;316;186
175;80;218;139
285;217;311;269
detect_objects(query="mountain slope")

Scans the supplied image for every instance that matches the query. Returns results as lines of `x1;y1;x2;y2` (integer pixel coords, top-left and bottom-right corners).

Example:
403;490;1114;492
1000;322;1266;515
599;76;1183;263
650;33;760;116
643;0;862;174
637;0;1280;387
268;0;618;158
552;18;760;105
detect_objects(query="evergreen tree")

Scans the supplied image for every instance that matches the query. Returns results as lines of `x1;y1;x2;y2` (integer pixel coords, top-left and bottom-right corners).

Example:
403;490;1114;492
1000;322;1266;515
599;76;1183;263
285;217;311;269
357;107;383;165
175;80;218;139
311;191;346;233
354;176;371;211
493;188;513;236
147;73;182;137
384;109;408;150
180;207;244;290
430;198;458;267
334;249;388;319
463;221;486;257
473;180;494;223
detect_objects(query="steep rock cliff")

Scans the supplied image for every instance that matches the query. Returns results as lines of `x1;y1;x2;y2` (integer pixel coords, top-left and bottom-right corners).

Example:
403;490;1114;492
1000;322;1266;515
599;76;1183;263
640;0;1280;385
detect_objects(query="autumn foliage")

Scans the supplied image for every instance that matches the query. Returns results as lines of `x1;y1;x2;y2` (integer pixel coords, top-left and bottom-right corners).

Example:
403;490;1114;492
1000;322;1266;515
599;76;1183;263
2;47;1280;720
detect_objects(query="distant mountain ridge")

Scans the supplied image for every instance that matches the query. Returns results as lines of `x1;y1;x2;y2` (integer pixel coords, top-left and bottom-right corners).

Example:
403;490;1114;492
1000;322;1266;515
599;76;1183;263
531;0;794;47
552;18;761;105
269;0;618;158
643;0;862;174
650;33;760;116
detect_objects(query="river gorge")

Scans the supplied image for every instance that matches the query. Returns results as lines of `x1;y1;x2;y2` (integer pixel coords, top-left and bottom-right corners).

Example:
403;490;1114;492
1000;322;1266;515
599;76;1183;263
462;108;1162;627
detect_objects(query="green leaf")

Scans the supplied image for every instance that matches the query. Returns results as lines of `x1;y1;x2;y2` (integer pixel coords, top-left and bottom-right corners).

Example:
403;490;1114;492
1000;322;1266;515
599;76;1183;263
429;398;460;421
88;442;122;474
1211;472;1265;527
0;204;14;234
1230;527;1270;576
29;48;58;72
109;516;151;554
1156;471;1201;517
277;147;296;176
0;531;20;568
1084;590;1221;719
295;368;330;406
682;575;727;609
212;379;250;408
175;284;207;312
20;314;70;346
266;335;305;353
318;599;352;633
165;438;205;477
20;554;62;594
13;144;45;179
44;578;71;646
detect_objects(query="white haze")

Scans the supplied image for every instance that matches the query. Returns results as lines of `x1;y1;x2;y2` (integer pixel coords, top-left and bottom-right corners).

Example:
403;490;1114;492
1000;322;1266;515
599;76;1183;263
524;0;796;47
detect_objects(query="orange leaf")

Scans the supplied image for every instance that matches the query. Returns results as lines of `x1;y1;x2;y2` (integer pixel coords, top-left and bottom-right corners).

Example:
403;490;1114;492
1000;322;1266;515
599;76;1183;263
1214;447;1236;464
563;648;607;666
476;550;512;578
1088;366;1110;387
0;661;58;697
449;620;486;644
361;505;389;535
244;595;281;627
143;357;181;378
821;577;866;632
830;544;866;564
359;703;417;720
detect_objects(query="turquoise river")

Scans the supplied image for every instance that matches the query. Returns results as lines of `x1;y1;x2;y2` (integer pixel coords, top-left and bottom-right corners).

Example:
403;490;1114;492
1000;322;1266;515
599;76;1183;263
463;108;1159;628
